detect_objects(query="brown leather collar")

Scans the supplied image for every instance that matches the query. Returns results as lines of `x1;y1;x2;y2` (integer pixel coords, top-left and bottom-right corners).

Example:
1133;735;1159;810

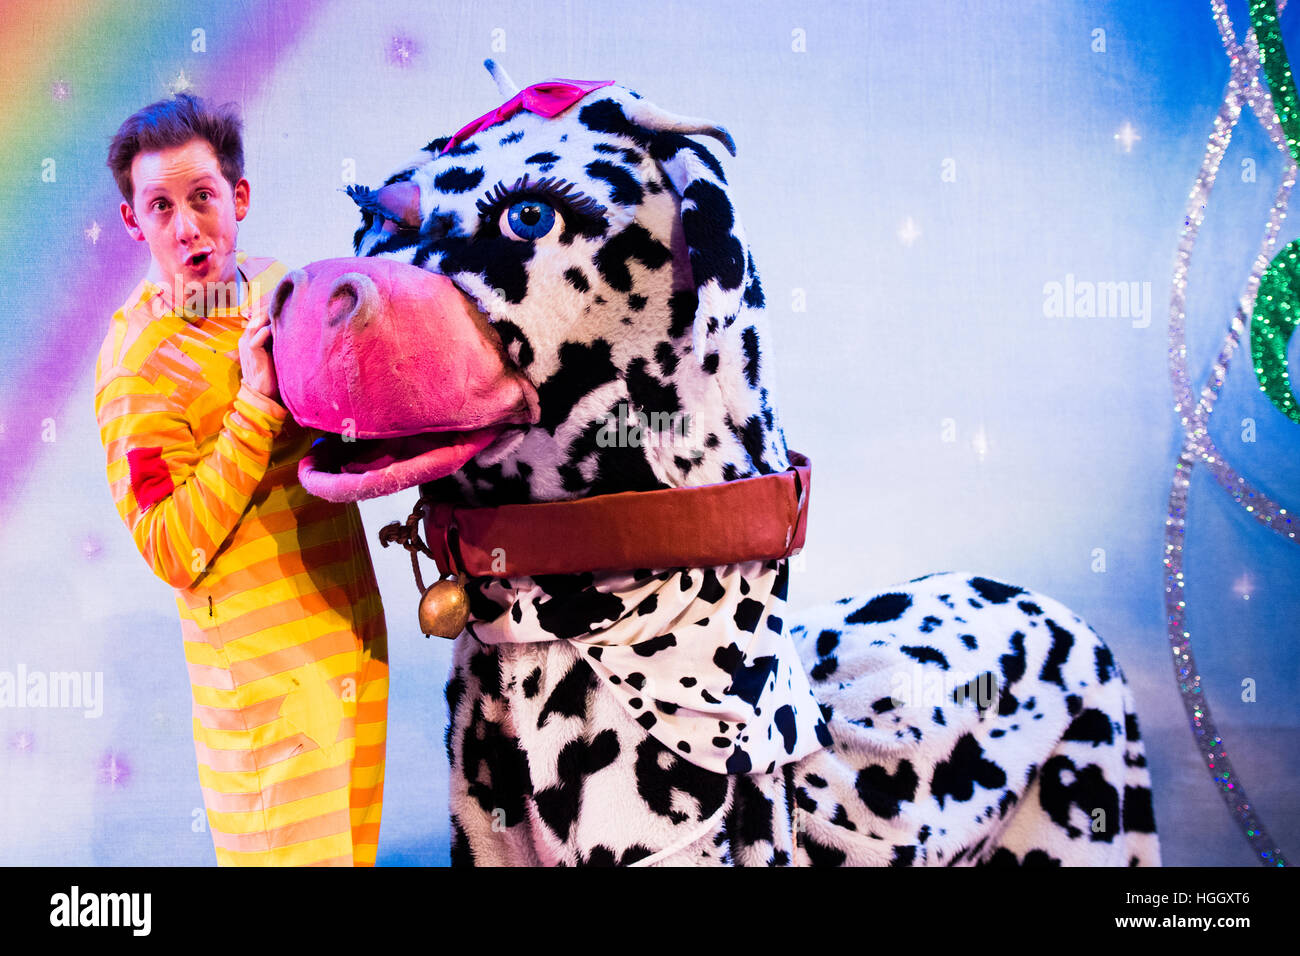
399;451;810;579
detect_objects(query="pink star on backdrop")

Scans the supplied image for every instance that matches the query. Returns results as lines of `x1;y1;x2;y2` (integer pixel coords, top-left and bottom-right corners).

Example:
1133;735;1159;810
97;750;132;789
82;534;103;560
388;35;418;67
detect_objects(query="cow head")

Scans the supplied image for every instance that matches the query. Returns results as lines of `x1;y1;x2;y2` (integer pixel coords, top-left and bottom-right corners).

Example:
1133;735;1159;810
272;61;788;506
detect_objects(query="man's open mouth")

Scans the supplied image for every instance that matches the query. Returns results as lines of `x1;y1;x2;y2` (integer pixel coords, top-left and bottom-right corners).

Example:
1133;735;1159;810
187;249;212;268
298;424;518;501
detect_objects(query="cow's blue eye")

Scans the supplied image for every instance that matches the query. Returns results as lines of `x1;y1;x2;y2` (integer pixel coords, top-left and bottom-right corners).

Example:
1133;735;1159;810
501;199;557;240
476;176;607;240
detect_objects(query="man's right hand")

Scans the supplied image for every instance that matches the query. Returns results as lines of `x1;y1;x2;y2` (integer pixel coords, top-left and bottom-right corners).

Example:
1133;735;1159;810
239;311;280;403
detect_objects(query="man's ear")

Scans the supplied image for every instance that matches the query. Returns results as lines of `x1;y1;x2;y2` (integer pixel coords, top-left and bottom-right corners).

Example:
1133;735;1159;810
234;178;250;222
119;200;146;242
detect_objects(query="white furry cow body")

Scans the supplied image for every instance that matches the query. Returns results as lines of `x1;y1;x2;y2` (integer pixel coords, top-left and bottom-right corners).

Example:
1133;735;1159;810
280;63;1159;865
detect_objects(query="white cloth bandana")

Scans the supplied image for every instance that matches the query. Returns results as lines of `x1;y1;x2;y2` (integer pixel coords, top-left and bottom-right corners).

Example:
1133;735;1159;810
463;557;833;775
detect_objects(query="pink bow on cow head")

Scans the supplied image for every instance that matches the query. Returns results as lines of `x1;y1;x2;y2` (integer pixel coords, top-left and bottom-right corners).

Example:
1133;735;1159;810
440;78;616;154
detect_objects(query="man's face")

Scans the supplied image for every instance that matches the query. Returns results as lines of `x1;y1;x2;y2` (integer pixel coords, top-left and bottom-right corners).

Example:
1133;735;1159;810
119;138;249;298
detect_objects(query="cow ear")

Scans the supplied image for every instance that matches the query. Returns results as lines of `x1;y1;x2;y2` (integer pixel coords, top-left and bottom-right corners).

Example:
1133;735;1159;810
657;140;753;366
346;179;423;229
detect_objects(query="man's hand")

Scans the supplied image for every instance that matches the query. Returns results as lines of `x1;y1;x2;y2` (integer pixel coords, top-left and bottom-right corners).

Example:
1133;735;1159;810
239;311;279;403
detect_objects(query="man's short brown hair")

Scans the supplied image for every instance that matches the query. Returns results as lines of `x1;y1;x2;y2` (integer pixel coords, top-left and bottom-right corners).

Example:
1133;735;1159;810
107;92;244;205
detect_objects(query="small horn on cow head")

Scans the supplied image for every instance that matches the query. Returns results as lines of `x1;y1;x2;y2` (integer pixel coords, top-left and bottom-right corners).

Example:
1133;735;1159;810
622;98;736;156
346;180;423;230
484;58;520;98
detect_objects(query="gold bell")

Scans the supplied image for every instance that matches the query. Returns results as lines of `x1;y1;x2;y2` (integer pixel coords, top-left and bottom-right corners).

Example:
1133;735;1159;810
419;573;470;638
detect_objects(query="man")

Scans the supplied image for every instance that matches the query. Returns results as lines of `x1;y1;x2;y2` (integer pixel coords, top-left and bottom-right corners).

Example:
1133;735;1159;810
94;93;388;866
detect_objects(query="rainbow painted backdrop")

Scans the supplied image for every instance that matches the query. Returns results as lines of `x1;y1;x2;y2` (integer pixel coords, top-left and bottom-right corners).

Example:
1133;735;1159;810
1;0;1297;866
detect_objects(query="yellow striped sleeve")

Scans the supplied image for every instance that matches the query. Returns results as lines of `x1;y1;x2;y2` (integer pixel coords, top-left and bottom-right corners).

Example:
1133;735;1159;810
94;368;289;590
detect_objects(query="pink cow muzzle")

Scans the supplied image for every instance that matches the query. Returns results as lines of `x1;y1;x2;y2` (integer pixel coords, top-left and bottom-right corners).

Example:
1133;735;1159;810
268;257;540;502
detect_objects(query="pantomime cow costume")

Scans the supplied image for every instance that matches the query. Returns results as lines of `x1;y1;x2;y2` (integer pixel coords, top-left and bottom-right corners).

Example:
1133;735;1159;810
268;63;1160;867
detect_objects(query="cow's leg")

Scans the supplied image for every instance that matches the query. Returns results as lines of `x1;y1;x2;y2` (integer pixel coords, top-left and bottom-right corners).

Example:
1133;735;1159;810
981;658;1160;866
446;637;541;866
779;572;1160;866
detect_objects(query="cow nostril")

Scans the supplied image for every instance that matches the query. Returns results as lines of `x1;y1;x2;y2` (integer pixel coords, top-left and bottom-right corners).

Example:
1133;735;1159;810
327;285;359;327
326;272;379;328
269;269;307;328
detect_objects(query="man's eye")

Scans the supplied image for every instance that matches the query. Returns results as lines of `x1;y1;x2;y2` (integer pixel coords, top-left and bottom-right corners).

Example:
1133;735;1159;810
197;190;211;202
152;201;168;212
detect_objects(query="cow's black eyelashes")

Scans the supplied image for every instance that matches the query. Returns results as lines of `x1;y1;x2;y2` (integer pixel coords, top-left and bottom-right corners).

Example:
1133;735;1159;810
475;173;608;227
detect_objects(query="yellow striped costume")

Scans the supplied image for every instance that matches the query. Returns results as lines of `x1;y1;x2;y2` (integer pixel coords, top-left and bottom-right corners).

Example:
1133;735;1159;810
93;252;389;866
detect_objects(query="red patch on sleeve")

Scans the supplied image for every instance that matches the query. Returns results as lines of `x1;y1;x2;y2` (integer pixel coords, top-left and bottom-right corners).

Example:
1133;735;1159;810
126;446;174;511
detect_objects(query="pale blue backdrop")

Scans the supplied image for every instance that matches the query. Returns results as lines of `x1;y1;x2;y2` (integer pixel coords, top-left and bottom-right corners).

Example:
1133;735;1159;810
0;0;1296;866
